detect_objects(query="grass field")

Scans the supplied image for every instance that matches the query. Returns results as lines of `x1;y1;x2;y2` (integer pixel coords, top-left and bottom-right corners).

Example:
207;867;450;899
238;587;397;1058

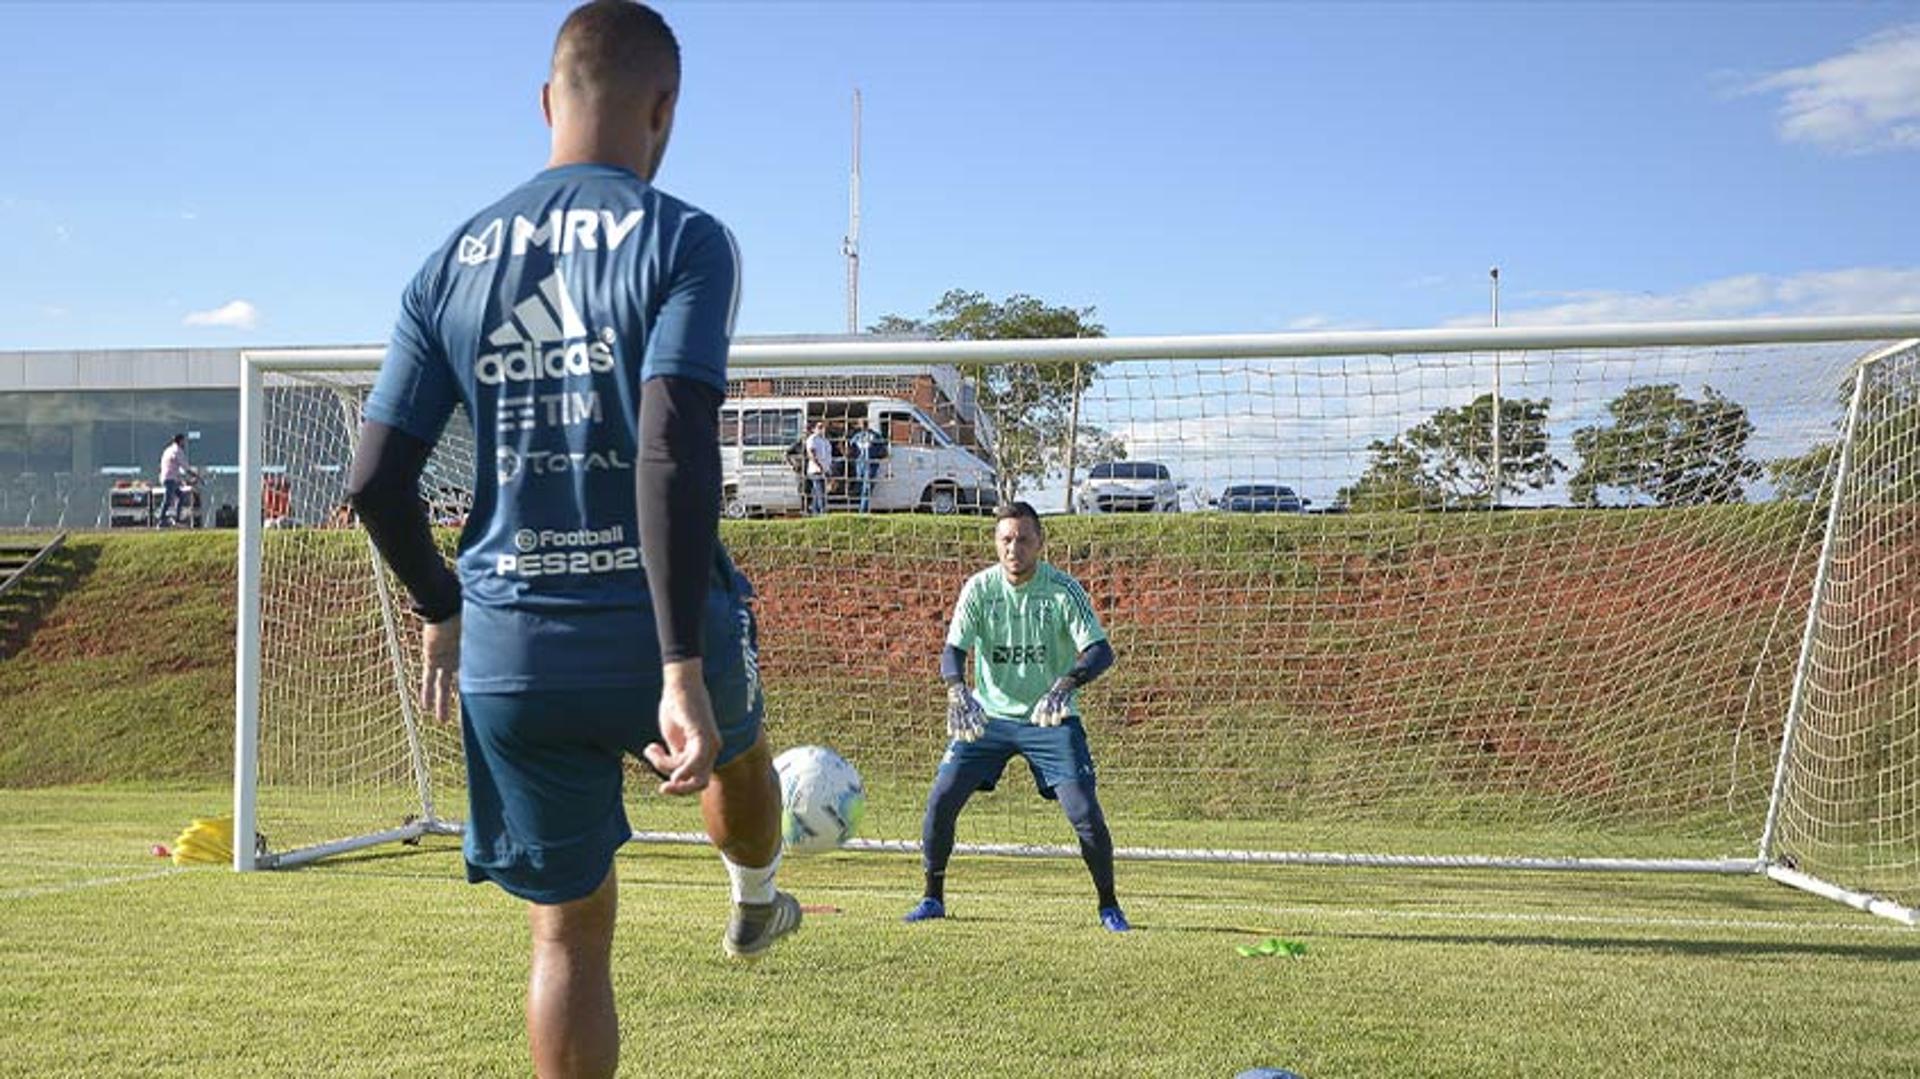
4;786;1919;1078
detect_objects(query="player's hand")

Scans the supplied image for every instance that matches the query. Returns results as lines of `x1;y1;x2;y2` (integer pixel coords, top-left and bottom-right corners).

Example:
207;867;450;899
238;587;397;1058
420;614;461;723
646;659;721;796
1033;678;1075;728
946;683;986;743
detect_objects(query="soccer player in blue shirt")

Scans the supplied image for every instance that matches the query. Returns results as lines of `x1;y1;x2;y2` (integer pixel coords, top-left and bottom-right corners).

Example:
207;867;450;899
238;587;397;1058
905;501;1129;931
346;4;796;1075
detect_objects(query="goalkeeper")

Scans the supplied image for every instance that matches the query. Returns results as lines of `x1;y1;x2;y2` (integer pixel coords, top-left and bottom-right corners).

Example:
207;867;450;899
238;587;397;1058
905;501;1127;932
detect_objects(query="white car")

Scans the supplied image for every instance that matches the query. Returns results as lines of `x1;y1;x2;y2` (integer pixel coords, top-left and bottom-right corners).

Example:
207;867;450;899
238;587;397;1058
1076;461;1183;514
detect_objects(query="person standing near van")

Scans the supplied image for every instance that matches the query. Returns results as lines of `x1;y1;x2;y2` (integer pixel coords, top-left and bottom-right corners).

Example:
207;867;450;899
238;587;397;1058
847;418;888;513
805;421;834;515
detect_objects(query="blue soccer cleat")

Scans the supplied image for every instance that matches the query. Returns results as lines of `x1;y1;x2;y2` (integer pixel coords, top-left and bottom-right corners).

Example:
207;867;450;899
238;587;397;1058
903;897;946;923
1100;906;1131;933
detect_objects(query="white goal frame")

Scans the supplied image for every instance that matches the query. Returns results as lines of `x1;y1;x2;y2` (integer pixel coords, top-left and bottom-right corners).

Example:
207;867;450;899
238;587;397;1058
236;313;1920;925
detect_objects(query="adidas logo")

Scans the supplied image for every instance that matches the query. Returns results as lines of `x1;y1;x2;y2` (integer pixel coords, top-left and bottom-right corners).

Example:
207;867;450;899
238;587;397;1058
474;270;617;386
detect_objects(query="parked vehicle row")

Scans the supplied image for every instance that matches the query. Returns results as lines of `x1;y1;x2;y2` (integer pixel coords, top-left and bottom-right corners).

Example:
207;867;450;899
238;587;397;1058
1073;461;1313;514
722;420;1317;518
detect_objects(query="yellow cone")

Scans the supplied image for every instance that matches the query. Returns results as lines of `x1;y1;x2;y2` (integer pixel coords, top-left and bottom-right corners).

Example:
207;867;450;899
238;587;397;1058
171;815;235;866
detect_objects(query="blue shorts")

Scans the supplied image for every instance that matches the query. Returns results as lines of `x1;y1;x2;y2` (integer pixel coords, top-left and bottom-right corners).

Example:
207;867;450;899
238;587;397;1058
936;717;1098;801
458;590;764;905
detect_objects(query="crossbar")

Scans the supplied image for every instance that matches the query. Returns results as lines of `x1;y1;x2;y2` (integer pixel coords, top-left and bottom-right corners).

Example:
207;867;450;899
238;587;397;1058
242;314;1920;373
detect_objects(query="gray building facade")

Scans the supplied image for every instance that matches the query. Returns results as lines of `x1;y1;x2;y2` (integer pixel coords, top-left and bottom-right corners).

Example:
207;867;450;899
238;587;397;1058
0;348;249;528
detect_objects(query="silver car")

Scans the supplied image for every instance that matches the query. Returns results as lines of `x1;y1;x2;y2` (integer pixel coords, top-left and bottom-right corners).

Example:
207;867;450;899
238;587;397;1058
1077;461;1182;513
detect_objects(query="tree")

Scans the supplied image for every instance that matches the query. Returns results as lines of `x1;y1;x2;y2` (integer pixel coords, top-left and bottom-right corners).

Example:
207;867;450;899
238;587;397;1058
1768;442;1836;503
872;290;1112;500
1339;435;1445;511
1335;394;1561;511
1769;362;1920;505
1569;384;1760;507
1402;394;1563;506
1849;374;1920;502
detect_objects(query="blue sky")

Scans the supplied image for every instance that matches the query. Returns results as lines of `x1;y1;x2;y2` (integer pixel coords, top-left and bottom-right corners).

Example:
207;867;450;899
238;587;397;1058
1;1;1916;351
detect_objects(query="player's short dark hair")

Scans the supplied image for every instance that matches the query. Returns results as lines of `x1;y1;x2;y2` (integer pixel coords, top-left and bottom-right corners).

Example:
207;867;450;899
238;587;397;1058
171;433;187;444
994;501;1044;537
551;0;680;98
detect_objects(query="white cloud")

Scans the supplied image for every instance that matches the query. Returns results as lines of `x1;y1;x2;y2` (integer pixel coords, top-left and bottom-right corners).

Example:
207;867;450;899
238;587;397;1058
1285;313;1375;332
1750;24;1920;152
1773;267;1920;315
182;299;260;329
1448;267;1920;327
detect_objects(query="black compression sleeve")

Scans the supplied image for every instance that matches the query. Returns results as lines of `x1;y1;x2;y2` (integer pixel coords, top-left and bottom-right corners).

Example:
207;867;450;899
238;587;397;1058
637;376;724;663
1059;639;1116;688
346;421;462;623
941;644;968;686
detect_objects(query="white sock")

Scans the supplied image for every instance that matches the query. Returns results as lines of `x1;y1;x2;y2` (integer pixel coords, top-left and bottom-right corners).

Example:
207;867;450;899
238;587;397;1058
723;850;780;905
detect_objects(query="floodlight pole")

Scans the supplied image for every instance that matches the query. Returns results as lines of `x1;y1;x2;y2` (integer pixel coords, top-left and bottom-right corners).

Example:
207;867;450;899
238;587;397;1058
842;88;862;335
1490;267;1502;507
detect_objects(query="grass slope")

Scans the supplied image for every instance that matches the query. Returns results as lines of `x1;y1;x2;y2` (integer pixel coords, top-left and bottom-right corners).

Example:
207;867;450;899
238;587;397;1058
0;534;235;786
0;511;1855;879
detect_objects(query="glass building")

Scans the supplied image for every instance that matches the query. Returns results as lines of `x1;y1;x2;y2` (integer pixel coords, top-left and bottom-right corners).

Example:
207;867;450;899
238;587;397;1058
0;349;249;529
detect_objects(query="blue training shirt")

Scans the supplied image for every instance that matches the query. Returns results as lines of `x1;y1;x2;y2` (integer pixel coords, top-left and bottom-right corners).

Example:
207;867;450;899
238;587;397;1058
364;162;740;693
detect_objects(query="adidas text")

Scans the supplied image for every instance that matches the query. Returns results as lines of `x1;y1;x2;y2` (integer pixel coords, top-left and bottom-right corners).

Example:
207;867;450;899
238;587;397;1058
476;340;615;386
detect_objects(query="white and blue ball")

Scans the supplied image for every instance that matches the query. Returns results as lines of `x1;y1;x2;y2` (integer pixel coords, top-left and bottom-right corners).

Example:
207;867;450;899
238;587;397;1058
773;745;865;855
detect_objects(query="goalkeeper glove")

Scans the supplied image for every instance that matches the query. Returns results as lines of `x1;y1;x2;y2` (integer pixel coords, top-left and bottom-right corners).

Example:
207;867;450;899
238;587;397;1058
946;684;987;743
1032;678;1076;728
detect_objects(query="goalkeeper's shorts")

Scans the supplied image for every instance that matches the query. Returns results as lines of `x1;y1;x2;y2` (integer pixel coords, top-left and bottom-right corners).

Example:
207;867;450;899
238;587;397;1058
936;716;1098;802
458;587;765;905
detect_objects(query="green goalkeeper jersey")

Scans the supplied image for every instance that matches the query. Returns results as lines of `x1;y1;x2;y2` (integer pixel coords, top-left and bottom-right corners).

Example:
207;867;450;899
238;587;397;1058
946;562;1108;722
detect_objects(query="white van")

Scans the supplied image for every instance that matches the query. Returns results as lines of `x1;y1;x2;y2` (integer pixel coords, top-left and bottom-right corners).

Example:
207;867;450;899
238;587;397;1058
718;396;997;517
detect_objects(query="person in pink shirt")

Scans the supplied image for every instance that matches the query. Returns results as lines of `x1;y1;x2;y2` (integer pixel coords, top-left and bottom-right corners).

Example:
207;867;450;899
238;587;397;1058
157;434;197;527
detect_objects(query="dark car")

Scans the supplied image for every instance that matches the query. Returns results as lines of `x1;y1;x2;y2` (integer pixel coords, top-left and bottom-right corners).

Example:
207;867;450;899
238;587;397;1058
1214;484;1307;513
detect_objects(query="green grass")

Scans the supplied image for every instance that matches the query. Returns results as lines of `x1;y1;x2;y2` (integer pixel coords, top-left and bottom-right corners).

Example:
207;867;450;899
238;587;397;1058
3;786;1918;1078
5;518;1919;1075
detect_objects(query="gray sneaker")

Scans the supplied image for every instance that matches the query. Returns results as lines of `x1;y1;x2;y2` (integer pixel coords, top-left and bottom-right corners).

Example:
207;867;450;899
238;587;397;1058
723;891;802;960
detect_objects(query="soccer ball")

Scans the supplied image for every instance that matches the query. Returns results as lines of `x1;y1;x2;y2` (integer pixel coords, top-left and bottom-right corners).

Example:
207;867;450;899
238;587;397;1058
773;745;865;855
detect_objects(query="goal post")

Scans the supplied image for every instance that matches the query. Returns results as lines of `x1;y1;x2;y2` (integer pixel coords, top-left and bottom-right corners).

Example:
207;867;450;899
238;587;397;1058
1758;339;1920;924
235;316;1920;924
234;352;470;870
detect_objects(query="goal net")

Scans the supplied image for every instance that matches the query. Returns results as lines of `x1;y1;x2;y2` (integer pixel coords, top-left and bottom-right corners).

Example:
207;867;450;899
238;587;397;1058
235;365;472;866
235;319;1920;923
